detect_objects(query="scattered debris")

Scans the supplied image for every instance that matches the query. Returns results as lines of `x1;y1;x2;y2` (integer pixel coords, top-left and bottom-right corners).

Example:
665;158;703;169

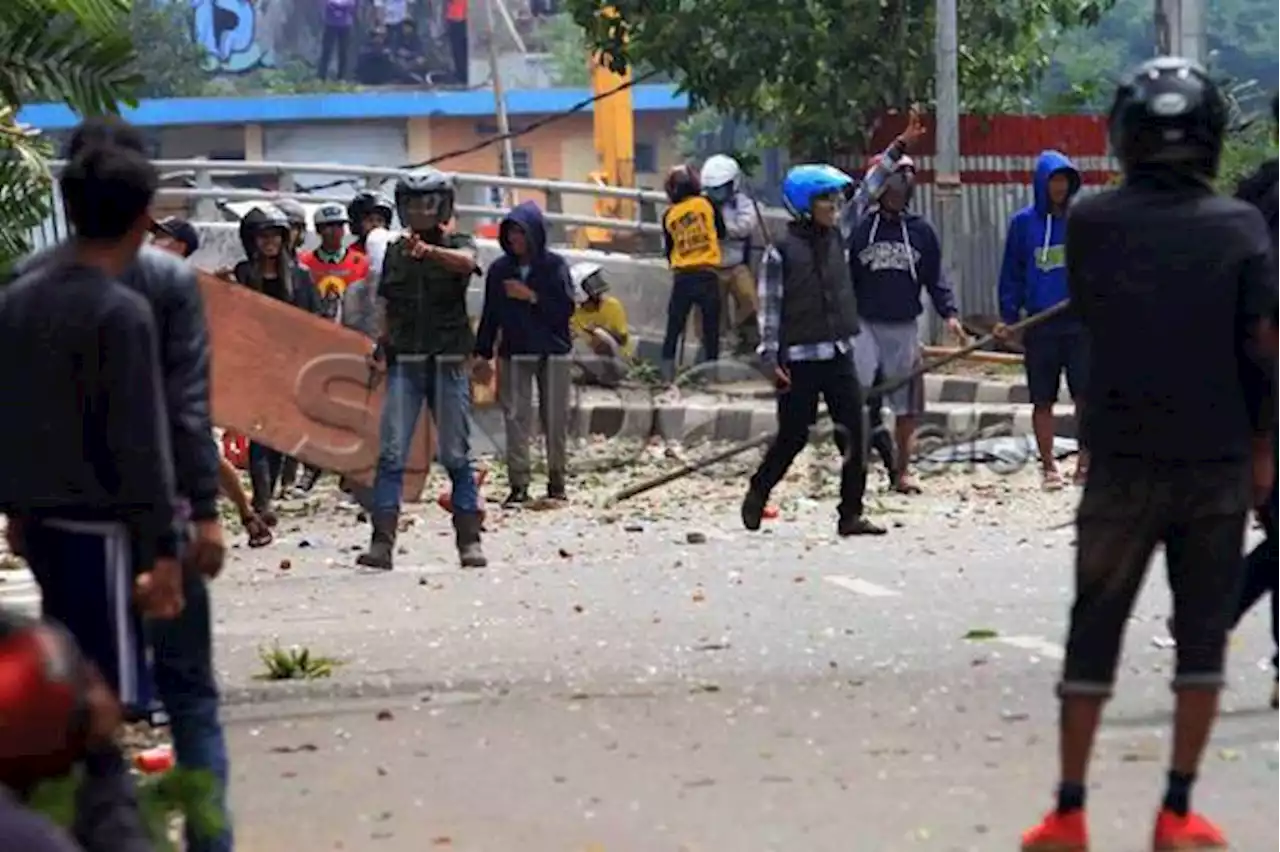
963;628;999;641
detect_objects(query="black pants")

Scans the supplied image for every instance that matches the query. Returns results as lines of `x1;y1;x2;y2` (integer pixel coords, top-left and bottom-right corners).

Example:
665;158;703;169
749;356;868;521
1233;490;1277;672
1061;460;1251;697
447;20;468;83
248;442;283;512
661;269;720;376
318;24;351;80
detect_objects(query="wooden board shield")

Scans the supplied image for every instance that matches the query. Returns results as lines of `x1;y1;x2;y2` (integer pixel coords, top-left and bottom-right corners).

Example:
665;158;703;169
198;271;432;502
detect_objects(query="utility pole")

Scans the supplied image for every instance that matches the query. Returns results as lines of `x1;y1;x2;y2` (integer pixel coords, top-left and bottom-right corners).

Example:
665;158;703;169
1154;0;1205;64
933;0;962;343
483;0;518;205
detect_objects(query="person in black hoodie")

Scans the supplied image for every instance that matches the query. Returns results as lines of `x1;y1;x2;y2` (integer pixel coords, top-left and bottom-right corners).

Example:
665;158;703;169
473;201;576;504
848;159;963;494
1228;91;1278;710
232;205;322;524
1020;59;1277;852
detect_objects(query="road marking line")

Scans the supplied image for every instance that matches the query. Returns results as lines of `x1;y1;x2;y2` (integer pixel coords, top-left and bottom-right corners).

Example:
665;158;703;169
823;575;901;598
993;634;1065;661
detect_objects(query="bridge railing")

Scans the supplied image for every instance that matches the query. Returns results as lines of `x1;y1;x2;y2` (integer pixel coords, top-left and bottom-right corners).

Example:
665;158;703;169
40;158;791;246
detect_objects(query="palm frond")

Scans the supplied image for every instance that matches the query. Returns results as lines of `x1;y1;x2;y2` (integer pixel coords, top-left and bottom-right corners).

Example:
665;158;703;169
0;2;141;114
0;106;55;268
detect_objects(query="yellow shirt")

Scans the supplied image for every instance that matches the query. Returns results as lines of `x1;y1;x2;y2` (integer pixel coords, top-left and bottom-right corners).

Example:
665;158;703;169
662;196;723;270
572;295;632;357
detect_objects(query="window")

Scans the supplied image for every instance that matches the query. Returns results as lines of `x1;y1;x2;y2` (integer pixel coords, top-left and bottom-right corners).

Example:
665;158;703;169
497;149;532;179
634;142;657;174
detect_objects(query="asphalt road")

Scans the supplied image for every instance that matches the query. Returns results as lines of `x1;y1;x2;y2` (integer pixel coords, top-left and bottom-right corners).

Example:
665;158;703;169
200;457;1278;852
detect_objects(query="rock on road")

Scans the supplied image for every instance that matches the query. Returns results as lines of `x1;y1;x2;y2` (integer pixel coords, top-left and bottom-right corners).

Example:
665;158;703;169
191;450;1278;850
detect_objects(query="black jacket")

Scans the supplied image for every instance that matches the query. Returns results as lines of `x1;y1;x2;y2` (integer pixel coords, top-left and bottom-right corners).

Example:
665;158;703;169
10;244;221;521
1067;169;1277;463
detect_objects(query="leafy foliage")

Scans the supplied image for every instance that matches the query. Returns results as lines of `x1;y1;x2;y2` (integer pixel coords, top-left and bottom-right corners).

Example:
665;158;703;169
1043;0;1278;113
29;767;224;852
563;0;1114;158
539;12;592;87
257;642;342;680
0;0;142;269
126;0;210;98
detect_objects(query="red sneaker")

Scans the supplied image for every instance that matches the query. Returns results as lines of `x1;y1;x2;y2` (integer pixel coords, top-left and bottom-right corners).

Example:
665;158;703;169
1021;809;1088;851
1151;809;1228;850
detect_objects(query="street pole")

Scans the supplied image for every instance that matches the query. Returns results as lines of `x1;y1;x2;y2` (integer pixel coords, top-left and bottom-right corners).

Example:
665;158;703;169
933;0;962;344
1154;0;1205;64
483;0;518;205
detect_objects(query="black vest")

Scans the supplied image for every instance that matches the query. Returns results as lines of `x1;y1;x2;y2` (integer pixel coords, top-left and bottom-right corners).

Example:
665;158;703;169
777;222;860;351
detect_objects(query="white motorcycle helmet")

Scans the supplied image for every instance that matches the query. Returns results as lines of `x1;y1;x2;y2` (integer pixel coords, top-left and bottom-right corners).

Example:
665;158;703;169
570;262;606;303
700;154;742;205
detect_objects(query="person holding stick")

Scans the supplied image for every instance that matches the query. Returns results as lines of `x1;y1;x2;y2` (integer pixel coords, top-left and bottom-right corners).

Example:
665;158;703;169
742;164;886;538
1020;58;1277;852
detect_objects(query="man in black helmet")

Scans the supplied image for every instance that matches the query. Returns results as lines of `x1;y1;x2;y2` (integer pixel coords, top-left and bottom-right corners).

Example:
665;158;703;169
1021;58;1277;852
231;205;322;522
360;168;487;570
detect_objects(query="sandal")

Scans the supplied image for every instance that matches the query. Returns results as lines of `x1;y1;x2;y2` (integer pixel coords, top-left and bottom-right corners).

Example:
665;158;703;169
890;476;923;495
242;515;274;548
1041;469;1066;492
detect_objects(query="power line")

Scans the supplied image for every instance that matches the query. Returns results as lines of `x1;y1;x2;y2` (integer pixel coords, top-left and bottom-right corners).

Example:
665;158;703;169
300;68;663;194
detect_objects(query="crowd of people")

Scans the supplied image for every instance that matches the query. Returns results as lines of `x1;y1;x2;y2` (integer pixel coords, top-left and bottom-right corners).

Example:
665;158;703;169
0;57;1274;852
319;0;469;86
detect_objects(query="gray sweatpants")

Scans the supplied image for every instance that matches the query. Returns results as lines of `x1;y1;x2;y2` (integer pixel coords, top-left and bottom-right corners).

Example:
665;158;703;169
499;355;571;487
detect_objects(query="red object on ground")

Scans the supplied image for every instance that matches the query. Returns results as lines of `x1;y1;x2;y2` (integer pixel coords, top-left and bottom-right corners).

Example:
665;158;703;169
221;432;249;470
437;468;490;519
761;505;780;520
134;745;175;775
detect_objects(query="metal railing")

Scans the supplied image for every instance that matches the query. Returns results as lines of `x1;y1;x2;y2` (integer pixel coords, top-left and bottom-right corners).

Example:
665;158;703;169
43;158;791;241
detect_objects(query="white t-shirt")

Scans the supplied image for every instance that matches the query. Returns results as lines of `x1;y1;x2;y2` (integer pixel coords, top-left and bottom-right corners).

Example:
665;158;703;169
377;0;408;26
363;227;398;297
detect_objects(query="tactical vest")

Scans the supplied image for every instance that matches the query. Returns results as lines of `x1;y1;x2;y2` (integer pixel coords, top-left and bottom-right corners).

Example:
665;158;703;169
663;197;722;270
381;232;476;358
777;223;860;351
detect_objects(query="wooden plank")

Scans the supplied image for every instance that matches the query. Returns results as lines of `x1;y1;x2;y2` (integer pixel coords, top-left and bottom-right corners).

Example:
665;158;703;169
198;271;431;502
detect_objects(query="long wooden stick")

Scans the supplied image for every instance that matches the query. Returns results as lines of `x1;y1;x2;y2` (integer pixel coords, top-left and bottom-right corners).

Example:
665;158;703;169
606;300;1071;505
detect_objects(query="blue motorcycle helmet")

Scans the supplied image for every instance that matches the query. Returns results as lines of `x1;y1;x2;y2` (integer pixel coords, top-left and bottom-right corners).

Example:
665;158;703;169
781;164;855;218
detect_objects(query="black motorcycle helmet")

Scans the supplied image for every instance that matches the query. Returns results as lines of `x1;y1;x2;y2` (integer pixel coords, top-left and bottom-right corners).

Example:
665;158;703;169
1108;56;1228;179
238;204;291;258
347;189;395;237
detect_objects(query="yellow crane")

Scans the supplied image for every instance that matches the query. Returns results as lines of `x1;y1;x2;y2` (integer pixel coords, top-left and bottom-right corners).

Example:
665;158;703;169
574;8;639;250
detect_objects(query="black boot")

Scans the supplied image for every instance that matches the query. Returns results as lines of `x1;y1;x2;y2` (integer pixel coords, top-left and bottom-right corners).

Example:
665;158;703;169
547;471;567;501
453;512;488;568
356;511;398;570
298;465;322;493
502;485;530;508
837;514;887;537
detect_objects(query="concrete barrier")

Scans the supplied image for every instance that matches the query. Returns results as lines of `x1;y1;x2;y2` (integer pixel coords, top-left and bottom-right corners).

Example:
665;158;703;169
191;223;679;345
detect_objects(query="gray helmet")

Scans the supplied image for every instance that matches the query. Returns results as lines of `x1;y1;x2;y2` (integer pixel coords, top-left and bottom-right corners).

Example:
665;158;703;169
314;202;348;227
238;204;290;257
395;167;455;226
347;189;394;229
274;198;307;229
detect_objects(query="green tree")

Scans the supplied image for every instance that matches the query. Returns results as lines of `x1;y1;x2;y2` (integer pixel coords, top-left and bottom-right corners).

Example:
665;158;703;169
538;12;592;87
564;0;1114;159
1;0;142;268
126;0;210;98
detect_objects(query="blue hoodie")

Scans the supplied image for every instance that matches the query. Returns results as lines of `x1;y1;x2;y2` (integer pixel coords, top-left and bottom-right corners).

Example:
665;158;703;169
848;210;957;323
997;150;1081;326
474;201;576;358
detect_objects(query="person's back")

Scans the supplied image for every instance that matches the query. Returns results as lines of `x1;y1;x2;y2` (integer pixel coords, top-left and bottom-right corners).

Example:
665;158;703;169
1068;173;1272;464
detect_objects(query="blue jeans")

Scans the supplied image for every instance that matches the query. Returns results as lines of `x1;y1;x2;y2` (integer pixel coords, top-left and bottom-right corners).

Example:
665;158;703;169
372;356;478;515
150;569;232;852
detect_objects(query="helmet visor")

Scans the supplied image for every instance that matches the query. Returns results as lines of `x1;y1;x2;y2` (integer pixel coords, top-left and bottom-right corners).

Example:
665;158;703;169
404;192;447;230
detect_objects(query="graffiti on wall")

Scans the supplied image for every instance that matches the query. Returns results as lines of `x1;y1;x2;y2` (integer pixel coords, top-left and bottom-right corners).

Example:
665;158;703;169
190;0;275;73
